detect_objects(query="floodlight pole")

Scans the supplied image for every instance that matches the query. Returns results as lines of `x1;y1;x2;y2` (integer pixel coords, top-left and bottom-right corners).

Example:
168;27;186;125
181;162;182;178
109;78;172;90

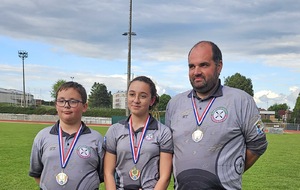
123;0;136;116
18;50;28;107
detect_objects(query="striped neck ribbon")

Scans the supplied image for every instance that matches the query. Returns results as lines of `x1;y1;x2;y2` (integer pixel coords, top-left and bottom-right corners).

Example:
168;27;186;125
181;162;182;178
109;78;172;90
128;115;150;164
191;95;216;126
58;125;82;168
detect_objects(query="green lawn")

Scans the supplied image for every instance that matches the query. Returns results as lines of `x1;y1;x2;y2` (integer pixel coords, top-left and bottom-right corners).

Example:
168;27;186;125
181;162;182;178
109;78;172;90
0;122;299;189
242;133;300;190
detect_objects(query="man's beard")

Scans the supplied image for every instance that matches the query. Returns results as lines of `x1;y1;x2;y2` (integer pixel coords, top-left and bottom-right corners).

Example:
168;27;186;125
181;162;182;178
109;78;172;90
190;74;218;95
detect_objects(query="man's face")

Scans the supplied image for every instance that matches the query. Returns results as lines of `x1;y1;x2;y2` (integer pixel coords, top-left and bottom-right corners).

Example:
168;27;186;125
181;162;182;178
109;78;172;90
188;43;222;98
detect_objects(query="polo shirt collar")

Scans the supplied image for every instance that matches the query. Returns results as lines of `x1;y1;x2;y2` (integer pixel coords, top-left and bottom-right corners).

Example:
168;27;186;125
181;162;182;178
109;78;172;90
50;120;91;136
122;114;158;131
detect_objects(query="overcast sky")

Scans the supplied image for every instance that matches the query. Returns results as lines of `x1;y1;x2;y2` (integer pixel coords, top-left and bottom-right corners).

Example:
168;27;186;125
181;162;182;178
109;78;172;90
0;0;299;110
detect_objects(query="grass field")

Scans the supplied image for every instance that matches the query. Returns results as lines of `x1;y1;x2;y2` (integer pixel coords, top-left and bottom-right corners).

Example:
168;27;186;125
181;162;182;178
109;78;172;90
0;122;299;190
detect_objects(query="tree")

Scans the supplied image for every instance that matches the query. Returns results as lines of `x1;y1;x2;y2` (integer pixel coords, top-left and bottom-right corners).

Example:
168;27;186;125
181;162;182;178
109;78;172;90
50;79;67;100
88;82;112;108
292;93;300;124
157;94;171;111
268;103;289;120
224;73;254;96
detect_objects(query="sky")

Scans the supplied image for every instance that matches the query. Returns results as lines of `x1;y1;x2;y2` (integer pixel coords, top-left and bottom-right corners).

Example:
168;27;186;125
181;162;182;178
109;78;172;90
0;0;300;110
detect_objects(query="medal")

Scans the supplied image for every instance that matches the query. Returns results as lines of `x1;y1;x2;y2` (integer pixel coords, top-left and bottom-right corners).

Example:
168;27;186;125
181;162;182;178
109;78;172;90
192;129;203;142
191;93;216;142
129;166;141;181
56;172;68;185
57;125;82;185
128;115;150;180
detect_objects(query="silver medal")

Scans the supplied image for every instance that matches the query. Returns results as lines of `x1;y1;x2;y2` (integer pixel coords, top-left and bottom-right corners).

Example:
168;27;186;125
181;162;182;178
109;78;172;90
192;129;203;142
56;172;68;185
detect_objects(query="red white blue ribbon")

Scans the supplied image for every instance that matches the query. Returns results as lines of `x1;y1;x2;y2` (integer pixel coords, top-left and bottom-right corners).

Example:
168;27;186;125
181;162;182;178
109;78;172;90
128;115;150;164
58;125;82;168
191;95;216;126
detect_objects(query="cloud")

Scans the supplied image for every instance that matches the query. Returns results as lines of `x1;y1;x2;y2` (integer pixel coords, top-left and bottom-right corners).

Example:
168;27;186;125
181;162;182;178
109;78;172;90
254;87;300;110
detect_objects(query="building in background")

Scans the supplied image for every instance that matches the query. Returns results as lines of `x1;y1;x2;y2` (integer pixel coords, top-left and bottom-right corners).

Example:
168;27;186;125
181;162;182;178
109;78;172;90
112;91;126;109
0;87;34;106
259;110;276;122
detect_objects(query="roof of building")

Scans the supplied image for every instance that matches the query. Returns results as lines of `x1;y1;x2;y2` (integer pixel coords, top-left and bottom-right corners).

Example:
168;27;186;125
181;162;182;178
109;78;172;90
0;87;31;95
260;110;275;115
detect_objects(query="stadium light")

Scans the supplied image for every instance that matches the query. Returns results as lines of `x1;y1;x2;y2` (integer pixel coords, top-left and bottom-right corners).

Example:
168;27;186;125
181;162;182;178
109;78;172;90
18;50;28;107
123;0;136;116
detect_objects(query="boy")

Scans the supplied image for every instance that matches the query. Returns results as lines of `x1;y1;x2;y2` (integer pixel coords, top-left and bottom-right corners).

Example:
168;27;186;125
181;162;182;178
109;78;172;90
29;81;104;190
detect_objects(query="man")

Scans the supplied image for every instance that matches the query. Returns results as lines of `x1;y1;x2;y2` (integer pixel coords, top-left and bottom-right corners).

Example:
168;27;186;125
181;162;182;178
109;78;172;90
165;41;268;189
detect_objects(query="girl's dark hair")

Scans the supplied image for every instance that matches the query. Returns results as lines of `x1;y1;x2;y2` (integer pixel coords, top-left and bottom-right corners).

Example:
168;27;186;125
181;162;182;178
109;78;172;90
56;81;87;103
128;76;159;110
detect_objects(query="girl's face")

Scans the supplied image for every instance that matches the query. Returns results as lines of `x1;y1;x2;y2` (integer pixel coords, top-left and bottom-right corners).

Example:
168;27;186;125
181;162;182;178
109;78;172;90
55;88;87;125
127;81;155;117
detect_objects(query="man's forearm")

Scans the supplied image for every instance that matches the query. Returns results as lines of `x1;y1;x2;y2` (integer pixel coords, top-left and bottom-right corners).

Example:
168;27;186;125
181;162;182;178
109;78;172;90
244;149;260;172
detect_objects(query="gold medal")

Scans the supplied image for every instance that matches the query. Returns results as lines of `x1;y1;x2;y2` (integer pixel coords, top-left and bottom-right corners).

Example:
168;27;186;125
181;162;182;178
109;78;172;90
56;172;68;185
129;166;141;181
192;129;203;142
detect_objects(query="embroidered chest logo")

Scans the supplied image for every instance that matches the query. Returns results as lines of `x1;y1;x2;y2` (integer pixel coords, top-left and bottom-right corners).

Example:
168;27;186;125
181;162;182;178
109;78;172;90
145;133;154;141
77;145;91;159
49;146;56;151
211;107;228;123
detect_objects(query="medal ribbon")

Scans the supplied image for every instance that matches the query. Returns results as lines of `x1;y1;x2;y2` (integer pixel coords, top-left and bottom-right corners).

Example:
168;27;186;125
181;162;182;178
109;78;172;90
58;125;82;168
191;95;216;126
128;115;150;164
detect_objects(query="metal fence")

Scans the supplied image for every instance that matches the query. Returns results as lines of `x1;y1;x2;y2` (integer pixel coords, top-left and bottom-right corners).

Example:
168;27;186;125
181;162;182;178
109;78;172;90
263;122;299;134
263;122;300;130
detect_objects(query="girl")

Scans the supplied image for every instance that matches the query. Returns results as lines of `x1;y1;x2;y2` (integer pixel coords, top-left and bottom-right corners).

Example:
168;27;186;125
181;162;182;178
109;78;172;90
104;76;173;190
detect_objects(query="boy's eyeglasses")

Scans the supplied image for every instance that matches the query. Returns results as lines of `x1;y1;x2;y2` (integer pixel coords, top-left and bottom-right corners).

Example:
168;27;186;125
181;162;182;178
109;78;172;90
56;99;83;108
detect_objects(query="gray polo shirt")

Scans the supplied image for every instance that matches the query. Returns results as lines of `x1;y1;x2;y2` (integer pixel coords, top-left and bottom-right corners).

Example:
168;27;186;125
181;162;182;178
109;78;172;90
29;121;104;190
104;115;173;190
166;85;268;190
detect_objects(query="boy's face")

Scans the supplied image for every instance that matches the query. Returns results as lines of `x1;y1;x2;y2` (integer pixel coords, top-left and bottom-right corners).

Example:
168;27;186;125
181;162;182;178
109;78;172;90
55;88;88;125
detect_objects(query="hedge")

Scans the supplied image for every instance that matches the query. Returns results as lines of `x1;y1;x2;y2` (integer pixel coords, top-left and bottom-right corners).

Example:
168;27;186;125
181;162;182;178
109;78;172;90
0;104;125;117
